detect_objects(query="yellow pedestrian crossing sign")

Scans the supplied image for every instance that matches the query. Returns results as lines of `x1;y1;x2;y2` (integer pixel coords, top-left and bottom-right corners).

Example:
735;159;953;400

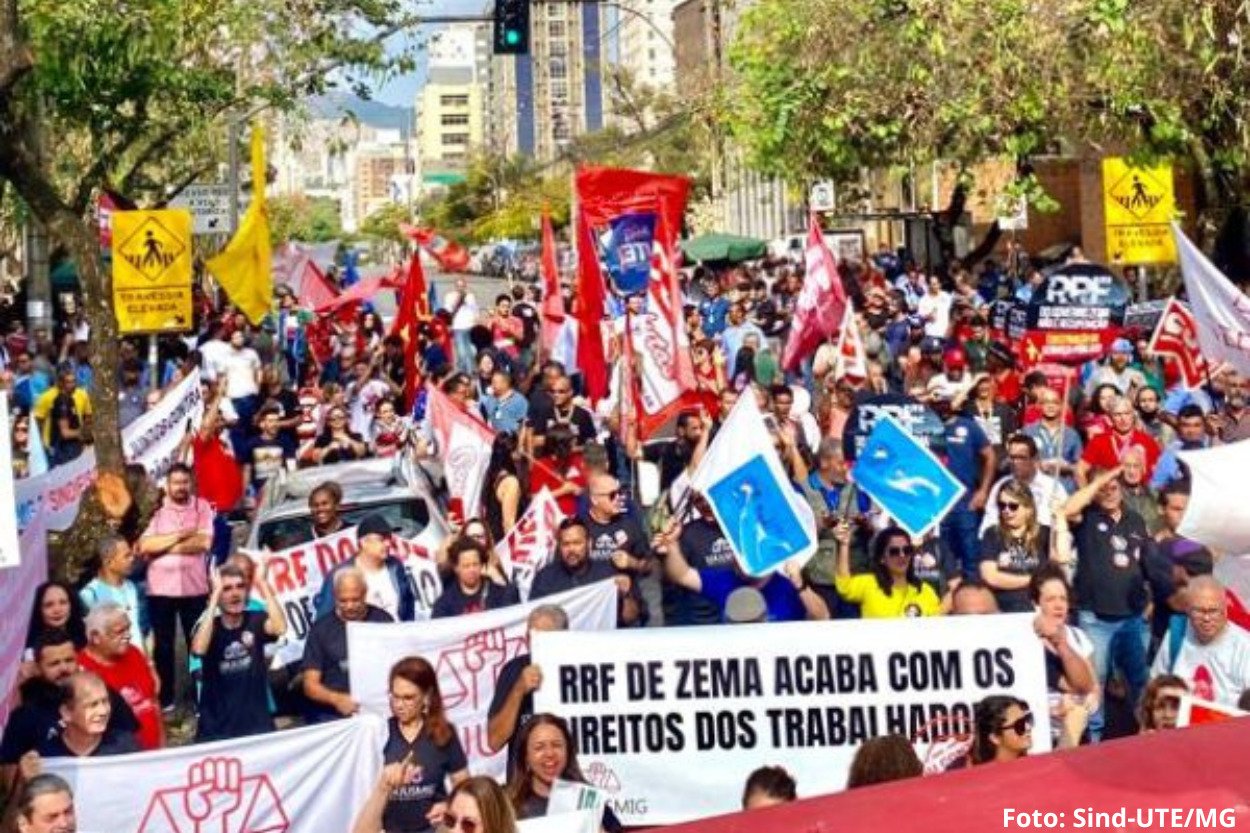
111;209;194;333
1101;158;1177;265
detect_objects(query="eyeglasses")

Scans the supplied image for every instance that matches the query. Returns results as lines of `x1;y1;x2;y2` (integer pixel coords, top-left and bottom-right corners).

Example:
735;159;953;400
1000;713;1034;735
998;501;1022;513
442;815;479;833
595;489;622;499
1189;605;1224;619
885;545;916;557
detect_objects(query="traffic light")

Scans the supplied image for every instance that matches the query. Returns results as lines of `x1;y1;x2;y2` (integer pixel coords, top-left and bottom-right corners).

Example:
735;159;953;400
493;0;530;54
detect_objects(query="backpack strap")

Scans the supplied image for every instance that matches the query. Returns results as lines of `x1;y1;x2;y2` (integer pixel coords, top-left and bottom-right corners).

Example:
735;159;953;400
1166;613;1187;674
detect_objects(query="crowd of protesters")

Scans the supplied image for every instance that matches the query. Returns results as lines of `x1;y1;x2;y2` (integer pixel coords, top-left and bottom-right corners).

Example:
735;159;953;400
4;237;1250;833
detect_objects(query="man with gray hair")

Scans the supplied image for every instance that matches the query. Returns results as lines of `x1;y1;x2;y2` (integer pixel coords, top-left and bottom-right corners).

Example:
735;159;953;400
77;603;162;749
16;773;77;833
1151;575;1250;707
487;604;569;758
19;672;137;773
302;568;392;722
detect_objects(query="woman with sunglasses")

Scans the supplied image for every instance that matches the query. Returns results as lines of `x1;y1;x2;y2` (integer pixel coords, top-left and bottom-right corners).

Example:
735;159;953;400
1137;674;1188;732
833;522;941;618
375;656;469;832
1029;565;1097;748
311;405;369;465
506;714;623;832
972;695;1033;764
979;481;1071;613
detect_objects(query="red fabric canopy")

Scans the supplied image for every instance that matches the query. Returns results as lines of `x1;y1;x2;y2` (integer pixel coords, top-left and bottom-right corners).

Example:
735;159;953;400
658;719;1250;832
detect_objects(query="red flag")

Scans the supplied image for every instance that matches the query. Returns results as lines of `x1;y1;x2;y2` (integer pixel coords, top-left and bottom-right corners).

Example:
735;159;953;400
783;214;847;371
833;305;867;384
540;213;566;354
1147;298;1210;389
391;254;431;410
426;384;496;517
399;223;471;272
574;209;610;402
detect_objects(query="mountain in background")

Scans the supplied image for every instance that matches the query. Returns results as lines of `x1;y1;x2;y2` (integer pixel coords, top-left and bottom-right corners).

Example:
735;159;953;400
308;93;413;133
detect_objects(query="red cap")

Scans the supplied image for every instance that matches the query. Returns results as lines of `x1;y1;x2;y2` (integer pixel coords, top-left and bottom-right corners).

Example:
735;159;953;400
943;347;968;370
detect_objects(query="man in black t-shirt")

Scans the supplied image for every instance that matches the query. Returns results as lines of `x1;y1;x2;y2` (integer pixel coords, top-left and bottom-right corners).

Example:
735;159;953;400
663;505;736;626
531;519;640;626
192;563;286;741
27;672;138;765
525;369;595;452
487;605;569;765
581;473;652;626
303;568;393;722
243;405;294;491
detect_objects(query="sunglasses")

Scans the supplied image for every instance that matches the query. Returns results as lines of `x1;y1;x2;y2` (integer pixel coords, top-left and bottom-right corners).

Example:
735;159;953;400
596;489;622;499
442;815;479;833
886;545;916;557
998;501;1022;513
1000;713;1034;735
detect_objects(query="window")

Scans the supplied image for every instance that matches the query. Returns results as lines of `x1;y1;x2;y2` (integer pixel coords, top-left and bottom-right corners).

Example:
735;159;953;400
549;57;567;79
441;113;469;126
548;20;565;38
440;94;469;107
443;133;469;145
553;121;571;142
551;79;569;101
548;2;564;17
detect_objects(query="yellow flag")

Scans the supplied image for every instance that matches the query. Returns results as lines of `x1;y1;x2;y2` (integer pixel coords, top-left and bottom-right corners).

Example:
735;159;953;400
206;122;273;324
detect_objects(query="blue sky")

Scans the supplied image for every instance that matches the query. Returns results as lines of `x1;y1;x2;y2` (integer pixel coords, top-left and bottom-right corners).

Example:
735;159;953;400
372;0;493;107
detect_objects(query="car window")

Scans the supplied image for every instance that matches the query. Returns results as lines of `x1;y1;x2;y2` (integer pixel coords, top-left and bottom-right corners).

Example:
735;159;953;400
256;498;431;550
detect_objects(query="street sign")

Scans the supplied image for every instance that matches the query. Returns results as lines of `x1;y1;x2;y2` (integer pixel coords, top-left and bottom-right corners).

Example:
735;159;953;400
810;180;835;212
996;194;1028;231
111;209;194;334
168;183;240;235
1101;158;1177;265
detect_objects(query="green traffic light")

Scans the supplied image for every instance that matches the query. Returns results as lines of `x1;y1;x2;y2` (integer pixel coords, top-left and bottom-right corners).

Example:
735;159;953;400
505;29;520;45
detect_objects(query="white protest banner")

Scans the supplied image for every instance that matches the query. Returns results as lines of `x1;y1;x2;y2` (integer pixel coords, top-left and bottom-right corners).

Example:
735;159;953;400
0;511;48;735
256;526;444;667
46;714;385;833
518;810;601;833
0;394;21;568
348;580;619;777
122;368;204;478
15;448;96;534
495;488;563;601
1178;439;1250;553
549;778;608;817
532;614;1050;825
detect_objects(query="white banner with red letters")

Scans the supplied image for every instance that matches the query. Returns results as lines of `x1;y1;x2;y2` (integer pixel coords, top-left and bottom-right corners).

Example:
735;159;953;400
348;580;619;778
1147;298;1209;390
46;714;385;833
251;526;444;667
532;615;1050;825
494;488;564;601
0;510;49;735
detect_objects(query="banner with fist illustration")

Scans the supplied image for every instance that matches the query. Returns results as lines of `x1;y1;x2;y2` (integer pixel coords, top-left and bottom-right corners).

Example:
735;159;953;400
46;715;386;833
348;580;618;778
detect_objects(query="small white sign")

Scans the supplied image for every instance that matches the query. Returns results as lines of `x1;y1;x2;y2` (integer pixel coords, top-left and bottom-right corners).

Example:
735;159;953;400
810;180;836;212
169;183;246;235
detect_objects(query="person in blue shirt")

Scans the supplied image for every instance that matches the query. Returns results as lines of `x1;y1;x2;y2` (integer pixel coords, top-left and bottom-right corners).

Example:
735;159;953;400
933;389;996;579
699;278;731;338
480;370;528;434
1151;404;1209;488
719;303;768;376
11;351;50;414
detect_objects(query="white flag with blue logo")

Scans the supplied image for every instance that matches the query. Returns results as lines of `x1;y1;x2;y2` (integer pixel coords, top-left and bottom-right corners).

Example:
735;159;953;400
689;393;817;576
852;413;965;538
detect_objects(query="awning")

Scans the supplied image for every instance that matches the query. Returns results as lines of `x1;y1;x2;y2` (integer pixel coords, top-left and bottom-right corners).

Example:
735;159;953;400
679;232;768;263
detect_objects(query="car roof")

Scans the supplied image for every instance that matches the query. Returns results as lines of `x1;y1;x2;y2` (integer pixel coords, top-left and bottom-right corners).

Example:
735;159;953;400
254;458;433;522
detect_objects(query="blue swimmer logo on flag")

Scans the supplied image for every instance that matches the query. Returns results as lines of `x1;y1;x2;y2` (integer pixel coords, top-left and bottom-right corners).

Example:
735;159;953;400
852;412;965;538
597;211;657;297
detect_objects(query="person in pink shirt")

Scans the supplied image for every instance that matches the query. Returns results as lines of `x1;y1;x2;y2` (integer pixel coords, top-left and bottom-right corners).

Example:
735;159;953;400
136;462;214;712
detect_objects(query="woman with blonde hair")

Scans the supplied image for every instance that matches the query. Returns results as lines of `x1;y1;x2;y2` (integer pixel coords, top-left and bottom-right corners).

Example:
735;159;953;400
979;480;1071;613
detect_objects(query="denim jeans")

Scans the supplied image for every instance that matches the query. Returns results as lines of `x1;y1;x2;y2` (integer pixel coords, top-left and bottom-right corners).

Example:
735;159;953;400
1078;610;1149;740
453;329;475;374
940;509;982;579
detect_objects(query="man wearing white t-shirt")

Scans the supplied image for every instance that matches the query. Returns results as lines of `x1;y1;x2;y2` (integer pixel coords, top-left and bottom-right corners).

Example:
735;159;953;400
443;277;480;374
217;329;262;453
1151;576;1250;707
917;274;953;340
198;323;232;384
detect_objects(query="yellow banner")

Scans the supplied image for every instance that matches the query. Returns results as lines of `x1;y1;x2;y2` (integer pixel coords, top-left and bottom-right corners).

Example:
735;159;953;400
111;209;194;333
205;123;273;325
1101;158;1177;265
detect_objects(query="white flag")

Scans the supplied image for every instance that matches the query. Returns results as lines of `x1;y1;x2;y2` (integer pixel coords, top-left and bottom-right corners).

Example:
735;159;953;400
495;488;565;601
688;393;818;576
1178;439;1250;553
46;715;386;833
428;384;495;518
1173;223;1250;377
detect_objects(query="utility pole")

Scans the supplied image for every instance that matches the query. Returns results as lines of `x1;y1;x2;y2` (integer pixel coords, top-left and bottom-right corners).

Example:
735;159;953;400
227;119;241;234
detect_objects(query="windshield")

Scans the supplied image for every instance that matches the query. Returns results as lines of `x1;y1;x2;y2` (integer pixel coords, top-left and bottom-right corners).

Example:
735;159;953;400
256;498;432;550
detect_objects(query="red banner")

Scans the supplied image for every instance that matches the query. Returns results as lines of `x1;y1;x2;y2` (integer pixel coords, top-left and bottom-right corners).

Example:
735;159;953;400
399;223;471;272
1147;298;1209;389
1015;329;1121;366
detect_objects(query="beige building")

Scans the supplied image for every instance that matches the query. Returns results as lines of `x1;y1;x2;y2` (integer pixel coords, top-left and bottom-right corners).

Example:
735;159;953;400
614;0;678;92
417;23;491;195
353;139;410;229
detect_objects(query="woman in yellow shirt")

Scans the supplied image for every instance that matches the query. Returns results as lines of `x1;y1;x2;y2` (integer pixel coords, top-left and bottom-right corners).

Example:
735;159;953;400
833;521;943;618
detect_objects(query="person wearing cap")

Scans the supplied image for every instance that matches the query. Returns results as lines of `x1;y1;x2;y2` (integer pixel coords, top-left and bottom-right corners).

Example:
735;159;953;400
926;346;974;406
932;384;996;580
1084;338;1147;399
315;514;417;623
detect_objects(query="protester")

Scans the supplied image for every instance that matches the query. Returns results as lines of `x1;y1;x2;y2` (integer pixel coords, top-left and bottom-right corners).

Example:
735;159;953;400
1150;576;1250;707
487;606;569;759
979;483;1070;613
1137;675;1188;732
844;735;924;788
505;714;624;832
432;537;519;618
13;772;78;833
75;604;161;750
949;580;1001;615
28;671;139;761
1076;396;1160;485
317;513;416;622
531;519;641;625
1029;565;1097;748
741;766;798;809
191;562;286;741
972;695;1033;765
25;582;87;655
31;365;91;466
78;535;144;652
482;433;526;542
304;568;393;722
834;523;941;618
979;434;1068;532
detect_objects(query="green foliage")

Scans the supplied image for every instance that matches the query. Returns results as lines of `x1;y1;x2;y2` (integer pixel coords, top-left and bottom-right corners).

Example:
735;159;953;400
358;201;413;244
418;151;568;244
268;194;343;244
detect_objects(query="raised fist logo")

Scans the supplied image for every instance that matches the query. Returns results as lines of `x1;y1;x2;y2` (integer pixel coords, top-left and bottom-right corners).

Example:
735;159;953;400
137;756;289;833
436;628;526;712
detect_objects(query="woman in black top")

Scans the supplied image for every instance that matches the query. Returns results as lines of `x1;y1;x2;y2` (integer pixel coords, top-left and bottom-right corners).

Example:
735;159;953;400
381;656;469;832
26;582;88;652
432;537;519;618
482;433;527;544
312;405;369;465
506;714;623;833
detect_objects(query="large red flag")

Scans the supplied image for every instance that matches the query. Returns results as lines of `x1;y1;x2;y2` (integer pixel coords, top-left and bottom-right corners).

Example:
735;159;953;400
399;223;471;272
783;213;847;371
540;213;567;355
426;384;495;519
574;209;610;402
391;253;431;410
1147;298;1209;389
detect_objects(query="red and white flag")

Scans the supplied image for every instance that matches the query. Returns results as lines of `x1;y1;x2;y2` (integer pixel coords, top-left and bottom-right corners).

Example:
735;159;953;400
427;385;495;519
1147;297;1210;390
1173;223;1250;378
782;213;847;371
494;488;565;601
834;305;868;384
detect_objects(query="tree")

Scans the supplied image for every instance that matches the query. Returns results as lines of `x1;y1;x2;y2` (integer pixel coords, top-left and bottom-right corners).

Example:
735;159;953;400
0;0;415;479
269;194;345;244
358;201;413;244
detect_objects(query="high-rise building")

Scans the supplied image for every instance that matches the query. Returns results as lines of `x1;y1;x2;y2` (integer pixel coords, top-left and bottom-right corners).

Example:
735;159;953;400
491;0;610;162
417;23;491;195
614;0;677;92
